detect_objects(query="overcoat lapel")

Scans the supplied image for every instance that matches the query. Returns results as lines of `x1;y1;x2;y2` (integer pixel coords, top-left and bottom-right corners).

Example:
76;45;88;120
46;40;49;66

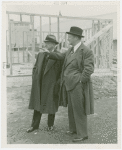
64;43;84;69
44;59;56;75
44;49;58;75
37;53;45;75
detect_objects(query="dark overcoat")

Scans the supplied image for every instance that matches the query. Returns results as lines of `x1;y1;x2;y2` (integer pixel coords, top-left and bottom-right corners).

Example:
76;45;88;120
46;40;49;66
49;43;94;115
28;51;62;114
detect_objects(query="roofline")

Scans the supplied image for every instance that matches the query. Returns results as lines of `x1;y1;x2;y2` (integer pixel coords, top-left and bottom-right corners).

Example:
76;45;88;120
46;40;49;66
6;11;112;21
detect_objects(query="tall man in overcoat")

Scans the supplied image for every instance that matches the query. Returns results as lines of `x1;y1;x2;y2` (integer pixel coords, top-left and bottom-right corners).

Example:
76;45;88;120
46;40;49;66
44;27;94;142
27;35;62;132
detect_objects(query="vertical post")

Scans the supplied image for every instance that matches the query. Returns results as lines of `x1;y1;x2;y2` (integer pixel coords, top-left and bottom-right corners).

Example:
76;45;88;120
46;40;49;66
97;20;100;68
8;14;12;75
6;30;8;65
18;46;19;63
85;30;88;41
31;15;35;65
57;17;60;51
88;29;90;39
26;32;29;62
109;23;113;68
15;29;17;63
20;14;22;22
96;37;99;68
40;16;42;48
105;21;107;27
92;20;95;36
43;32;44;41
65;33;67;48
90;28;92;38
23;31;25;62
49;17;51;34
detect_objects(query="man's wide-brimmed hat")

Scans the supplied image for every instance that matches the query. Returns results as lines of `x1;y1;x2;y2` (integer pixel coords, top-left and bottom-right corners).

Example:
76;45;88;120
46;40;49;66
44;35;59;44
66;26;84;37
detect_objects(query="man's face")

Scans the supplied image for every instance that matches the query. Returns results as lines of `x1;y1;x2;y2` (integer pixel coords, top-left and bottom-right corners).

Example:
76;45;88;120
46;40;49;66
67;34;76;46
44;42;55;51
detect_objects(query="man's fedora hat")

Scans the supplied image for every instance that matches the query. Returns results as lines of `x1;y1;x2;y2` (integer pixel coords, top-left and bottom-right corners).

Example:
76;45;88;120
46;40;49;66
66;26;84;37
44;35;59;44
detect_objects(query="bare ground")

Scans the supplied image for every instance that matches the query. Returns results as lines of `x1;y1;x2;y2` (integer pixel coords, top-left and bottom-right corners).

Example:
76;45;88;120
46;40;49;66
7;76;117;144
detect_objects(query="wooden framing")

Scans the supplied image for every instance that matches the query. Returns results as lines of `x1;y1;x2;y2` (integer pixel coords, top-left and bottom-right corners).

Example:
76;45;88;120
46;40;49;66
23;31;25;62
20;14;22;22
57;17;60;42
65;33;67;48
6;30;9;65
31;15;35;65
18;46;19;63
6;11;113;75
40;16;42;48
49;17;51;34
6;11;112;21
57;17;60;50
8;14;13;75
92;20;95;36
10;21;30;25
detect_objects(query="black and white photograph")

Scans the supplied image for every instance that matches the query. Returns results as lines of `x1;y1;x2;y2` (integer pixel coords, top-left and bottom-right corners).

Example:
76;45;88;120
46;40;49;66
1;1;121;148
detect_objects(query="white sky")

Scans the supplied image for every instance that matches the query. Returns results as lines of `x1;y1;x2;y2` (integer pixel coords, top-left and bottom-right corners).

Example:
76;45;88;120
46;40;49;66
6;2;117;17
5;2;118;29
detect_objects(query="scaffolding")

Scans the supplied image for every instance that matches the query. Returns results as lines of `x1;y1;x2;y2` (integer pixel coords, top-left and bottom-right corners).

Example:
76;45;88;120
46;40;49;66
6;11;113;75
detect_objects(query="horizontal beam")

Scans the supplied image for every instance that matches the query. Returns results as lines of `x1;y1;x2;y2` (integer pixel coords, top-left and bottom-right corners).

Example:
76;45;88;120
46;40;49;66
10;21;31;24
6;11;112;21
7;74;32;77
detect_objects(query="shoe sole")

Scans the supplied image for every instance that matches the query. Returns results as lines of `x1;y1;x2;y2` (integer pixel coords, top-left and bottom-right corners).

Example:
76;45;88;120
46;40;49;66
26;128;38;133
72;136;88;142
66;131;77;134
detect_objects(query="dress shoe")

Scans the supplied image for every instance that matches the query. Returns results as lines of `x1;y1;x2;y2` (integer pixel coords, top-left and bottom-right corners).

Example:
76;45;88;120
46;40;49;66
47;126;54;131
72;136;88;142
66;131;77;135
26;127;38;133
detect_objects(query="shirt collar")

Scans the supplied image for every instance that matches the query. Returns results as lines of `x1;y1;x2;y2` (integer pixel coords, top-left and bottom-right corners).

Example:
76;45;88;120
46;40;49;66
73;41;82;53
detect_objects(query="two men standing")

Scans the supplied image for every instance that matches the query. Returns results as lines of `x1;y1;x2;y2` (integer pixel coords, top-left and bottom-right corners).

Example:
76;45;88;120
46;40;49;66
27;26;94;142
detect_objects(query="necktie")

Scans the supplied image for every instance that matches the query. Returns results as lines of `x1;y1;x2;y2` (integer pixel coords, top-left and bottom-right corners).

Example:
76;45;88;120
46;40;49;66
71;46;74;55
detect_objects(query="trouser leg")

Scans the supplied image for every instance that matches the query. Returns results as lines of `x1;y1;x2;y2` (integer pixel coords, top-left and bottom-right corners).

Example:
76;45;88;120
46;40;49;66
69;83;88;138
31;110;42;129
48;114;55;127
67;92;77;133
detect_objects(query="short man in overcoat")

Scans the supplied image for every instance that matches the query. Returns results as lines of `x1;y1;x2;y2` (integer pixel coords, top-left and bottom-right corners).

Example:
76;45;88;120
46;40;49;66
27;35;62;132
45;27;94;142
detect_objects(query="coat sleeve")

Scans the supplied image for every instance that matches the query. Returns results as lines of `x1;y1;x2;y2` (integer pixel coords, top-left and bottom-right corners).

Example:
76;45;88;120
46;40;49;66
80;50;94;83
48;51;66;60
53;60;63;97
32;53;39;79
